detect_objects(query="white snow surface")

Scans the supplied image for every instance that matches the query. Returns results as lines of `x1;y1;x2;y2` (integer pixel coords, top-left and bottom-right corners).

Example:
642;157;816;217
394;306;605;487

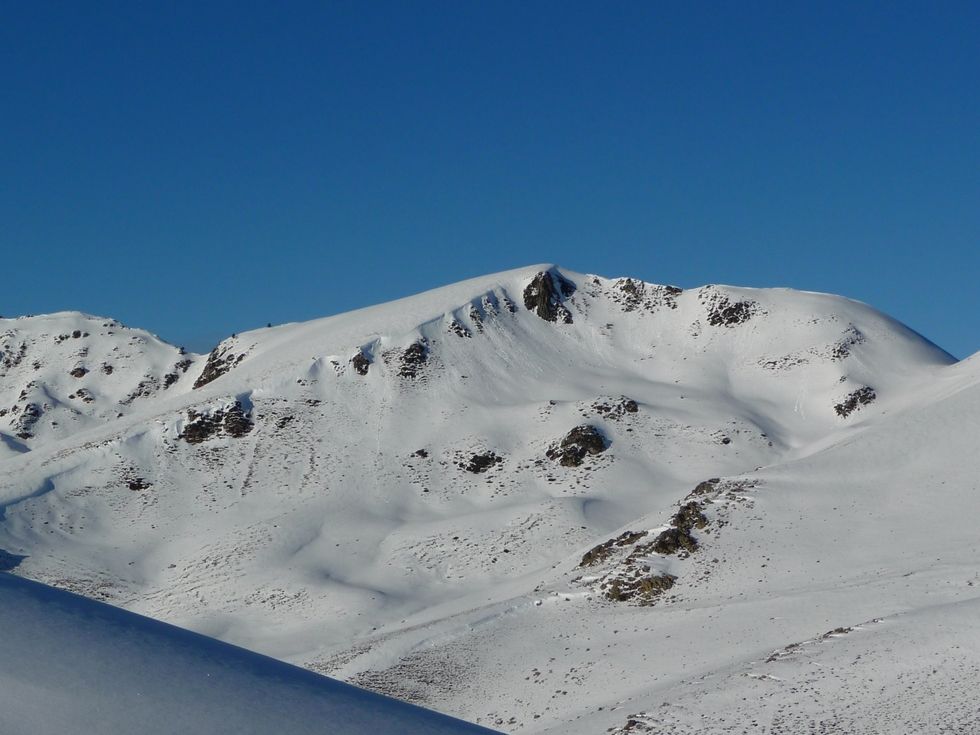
0;572;499;734
2;265;978;733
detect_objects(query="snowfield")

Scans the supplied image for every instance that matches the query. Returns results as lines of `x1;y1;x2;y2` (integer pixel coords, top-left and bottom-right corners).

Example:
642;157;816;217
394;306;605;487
0;572;500;734
2;265;978;733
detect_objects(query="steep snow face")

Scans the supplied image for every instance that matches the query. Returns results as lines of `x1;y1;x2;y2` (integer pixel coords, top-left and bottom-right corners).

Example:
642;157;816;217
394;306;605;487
0;573;501;735
0;312;201;458
0;266;963;732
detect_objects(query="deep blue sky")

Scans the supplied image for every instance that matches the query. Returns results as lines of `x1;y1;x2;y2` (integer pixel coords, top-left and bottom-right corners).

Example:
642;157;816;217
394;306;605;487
2;2;978;357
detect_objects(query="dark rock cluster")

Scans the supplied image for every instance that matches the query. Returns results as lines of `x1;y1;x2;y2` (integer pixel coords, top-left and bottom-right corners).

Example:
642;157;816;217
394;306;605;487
547;425;607;467
398;341;428;379
459;451;503;474
350;351;370;376
834;386;876;417
592;396;638;420
179;401;254;444
706;297;755;327
523;271;575;324
580;530;648;567
637;500;709;556
13;402;42;439
194;346;245;389
609;278;682;312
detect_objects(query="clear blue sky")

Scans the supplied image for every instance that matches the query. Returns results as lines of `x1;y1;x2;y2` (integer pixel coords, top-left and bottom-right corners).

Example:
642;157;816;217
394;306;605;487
2;2;978;357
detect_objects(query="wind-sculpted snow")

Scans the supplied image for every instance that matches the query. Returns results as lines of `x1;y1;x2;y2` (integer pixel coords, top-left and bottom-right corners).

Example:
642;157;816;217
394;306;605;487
0;265;972;733
0;573;501;735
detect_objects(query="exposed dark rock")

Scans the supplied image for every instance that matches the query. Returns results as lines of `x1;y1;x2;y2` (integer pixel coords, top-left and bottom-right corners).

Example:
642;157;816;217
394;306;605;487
707;298;755;327
468;306;484;332
351;351;370;376
672;501;709;531
275;415;294;430
398;340;428;379
691;479;720;496
835;386;876;417
223;401;254;437
580;530;648;567
413;448;429;458
69;367;88;378
163;373;179;389
459;451;503;474
448;319;471;338
73;388;94;404
634;500;709;557
648;527;699;555
193;346;244;389
120;376;160;405
523;271;574;323
830;326;865;361
174;358;193;373
592;396;638;420
100;363;114;375
609;279;683;313
1;342;27;373
179;410;222;444
13;402;42;439
127;477;152;491
179;401;254;444
547;425;607;467
605;572;676;602
72;330;82;339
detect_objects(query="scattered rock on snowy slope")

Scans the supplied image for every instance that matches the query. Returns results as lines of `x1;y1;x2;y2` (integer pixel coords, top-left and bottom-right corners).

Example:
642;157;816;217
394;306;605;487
547;425;608;467
591;396;638;420
459;451;503;474
700;287;758;327
397;340;428;379
580;530;649;567
179;401;254;444
834;386;876;417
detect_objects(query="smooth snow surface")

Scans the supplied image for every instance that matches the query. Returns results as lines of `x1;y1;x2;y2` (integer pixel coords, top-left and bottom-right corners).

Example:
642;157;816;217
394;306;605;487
2;265;979;733
0;572;499;734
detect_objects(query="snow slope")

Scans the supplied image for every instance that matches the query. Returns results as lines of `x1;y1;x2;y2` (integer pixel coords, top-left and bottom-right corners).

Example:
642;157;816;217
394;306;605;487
1;265;973;732
0;572;500;734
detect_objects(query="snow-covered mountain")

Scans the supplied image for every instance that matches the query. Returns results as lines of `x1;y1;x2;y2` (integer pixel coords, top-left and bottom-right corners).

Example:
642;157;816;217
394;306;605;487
2;265;976;733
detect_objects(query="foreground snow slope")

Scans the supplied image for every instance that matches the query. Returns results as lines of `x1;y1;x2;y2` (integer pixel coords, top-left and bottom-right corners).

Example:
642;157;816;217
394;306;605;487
0;572;500;735
0;265;970;732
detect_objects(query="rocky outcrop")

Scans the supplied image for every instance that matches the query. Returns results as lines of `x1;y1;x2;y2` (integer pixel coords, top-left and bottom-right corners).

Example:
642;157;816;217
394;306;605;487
639;500;709;556
700;287;758;327
12;402;42;439
834;386;876;417
459;451;503;474
193;346;244;389
609;278;682;312
398;341;428;379
179;401;254;444
592;396;638;420
547;425;607;467
523;271;575;323
351;351;370;376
